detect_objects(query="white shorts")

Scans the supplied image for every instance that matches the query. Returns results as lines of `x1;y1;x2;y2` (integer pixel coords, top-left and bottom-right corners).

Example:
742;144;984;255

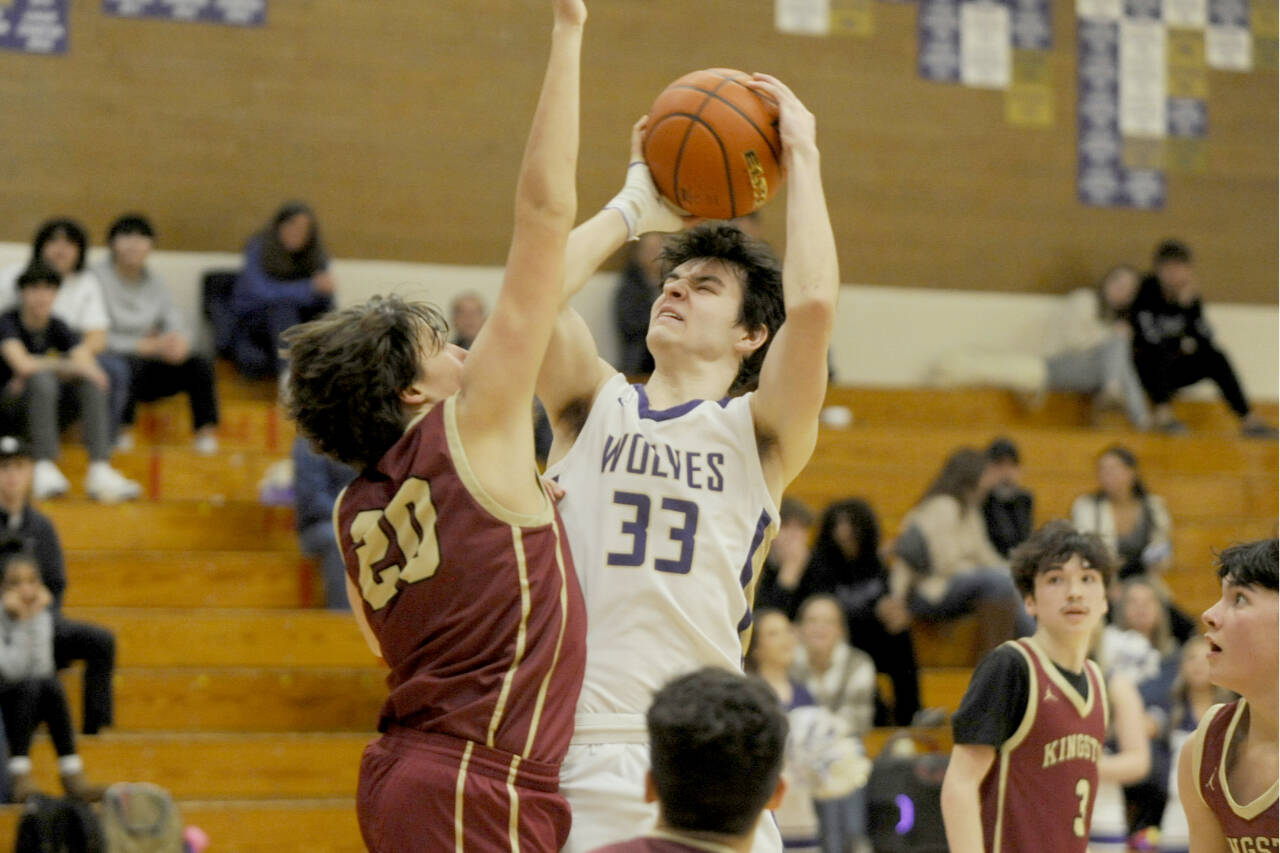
560;733;783;853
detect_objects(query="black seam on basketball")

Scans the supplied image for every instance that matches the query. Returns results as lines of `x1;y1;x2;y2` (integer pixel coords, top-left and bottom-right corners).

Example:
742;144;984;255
661;85;780;161
648;111;738;217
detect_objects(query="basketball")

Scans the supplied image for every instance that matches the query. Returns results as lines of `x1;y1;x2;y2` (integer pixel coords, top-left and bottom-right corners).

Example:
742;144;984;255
642;68;783;220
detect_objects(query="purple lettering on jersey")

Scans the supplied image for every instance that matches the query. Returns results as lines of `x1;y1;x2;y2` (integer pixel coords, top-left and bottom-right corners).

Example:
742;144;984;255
650;446;670;478
664;446;683;480
602;433;627;472
626;437;651;474
706;453;725;492
685;452;703;490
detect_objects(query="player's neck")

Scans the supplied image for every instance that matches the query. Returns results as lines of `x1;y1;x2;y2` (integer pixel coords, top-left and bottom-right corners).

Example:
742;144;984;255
1242;689;1279;747
645;360;736;410
1031;626;1089;673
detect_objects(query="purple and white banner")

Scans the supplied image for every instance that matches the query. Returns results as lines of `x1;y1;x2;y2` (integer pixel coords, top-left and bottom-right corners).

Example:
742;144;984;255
103;0;266;27
0;0;68;54
919;0;962;81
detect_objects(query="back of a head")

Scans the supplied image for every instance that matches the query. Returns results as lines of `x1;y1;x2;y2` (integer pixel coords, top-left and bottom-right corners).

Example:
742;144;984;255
647;666;787;837
282;294;448;470
1009;519;1114;598
659;223;785;395
1153;239;1192;266
1216;538;1278;591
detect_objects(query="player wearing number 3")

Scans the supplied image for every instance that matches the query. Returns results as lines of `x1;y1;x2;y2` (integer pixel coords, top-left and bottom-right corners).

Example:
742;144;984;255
281;1;588;850
941;521;1115;853
536;75;838;853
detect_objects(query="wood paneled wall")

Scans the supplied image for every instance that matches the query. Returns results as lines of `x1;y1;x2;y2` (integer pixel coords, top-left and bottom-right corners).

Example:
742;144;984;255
1;0;1274;301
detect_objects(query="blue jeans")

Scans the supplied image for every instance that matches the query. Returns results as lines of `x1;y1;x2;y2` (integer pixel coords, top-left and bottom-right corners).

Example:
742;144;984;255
909;569;1035;638
300;521;350;611
815;789;867;853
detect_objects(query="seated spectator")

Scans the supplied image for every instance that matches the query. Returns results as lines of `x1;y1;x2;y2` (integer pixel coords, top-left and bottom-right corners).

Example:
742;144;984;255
590;667;787;853
1130;239;1275;437
754;496;815;614
0;436;117;737
94;214;220;455
884;448;1033;655
746;608;820;852
612;232;664;376
0;264;139;501
292;435;356;610
792;498;920;726
933;265;1150;429
0;540;104;803
791;595;874;853
981;436;1034;559
449;291;487;351
227;202;334;378
1070;445;1194;641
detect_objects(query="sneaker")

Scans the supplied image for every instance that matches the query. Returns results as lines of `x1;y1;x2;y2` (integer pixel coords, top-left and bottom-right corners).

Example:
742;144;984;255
31;460;70;500
85;464;143;503
1242;420;1279;440
114;429;135;452
193;433;219;456
61;770;106;802
1154;417;1190;436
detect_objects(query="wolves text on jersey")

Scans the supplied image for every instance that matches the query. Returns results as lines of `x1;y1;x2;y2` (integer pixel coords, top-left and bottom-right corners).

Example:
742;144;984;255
600;432;726;493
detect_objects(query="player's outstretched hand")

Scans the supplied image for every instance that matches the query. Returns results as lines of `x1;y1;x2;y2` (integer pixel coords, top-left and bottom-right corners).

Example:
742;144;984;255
553;0;586;27
746;73;817;162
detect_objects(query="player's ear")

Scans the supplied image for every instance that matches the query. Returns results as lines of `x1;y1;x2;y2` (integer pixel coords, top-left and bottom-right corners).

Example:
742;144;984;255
733;322;768;357
764;774;787;810
398;380;430;407
643;772;658;804
1023;591;1038;620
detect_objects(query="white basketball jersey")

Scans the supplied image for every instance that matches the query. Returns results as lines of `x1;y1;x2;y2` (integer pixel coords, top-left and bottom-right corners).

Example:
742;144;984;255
547;372;779;716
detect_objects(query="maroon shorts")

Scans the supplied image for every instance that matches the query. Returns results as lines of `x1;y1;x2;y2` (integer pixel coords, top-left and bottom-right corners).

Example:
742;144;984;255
356;726;571;852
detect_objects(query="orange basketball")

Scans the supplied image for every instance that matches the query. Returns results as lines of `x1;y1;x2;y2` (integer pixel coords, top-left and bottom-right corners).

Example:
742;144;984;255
642;68;783;220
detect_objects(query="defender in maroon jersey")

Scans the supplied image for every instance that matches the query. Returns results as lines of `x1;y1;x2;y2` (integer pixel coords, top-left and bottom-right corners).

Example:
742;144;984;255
281;1;588;848
1178;539;1278;853
942;521;1115;853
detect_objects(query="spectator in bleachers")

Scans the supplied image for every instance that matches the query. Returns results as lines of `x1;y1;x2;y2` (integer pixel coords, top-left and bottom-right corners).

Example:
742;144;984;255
981;436;1034;559
884;448;1033;656
0;436;117;737
932;265;1150;429
228;202;334;378
94;214;220;455
791;594;874;853
449;291;487;351
1070;445;1194;642
0;264;140;501
746;607;821;852
0;539;105;803
754;497;815;614
1130;239;1275;438
292;435;356;610
791;498;921;726
612;232;663;377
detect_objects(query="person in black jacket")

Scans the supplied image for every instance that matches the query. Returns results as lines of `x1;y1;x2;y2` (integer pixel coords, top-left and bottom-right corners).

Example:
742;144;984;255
1130;240;1275;437
0;436;115;734
790;498;921;725
981;437;1034;559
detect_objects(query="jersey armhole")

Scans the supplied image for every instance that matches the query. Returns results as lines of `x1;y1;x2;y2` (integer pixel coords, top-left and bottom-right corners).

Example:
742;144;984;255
544;371;627;479
1189;702;1226;810
1002;642;1038;753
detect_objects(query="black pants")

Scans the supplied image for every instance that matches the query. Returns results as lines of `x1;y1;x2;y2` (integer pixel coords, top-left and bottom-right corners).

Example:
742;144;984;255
849;610;921;726
122;354;220;430
1133;342;1250;417
53;617;114;734
0;678;77;757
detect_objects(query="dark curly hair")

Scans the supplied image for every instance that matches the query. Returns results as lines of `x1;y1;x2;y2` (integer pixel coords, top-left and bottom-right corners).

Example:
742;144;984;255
659;223;785;396
647;667;787;836
282;295;449;469
1010;519;1114;598
1216;538;1278;591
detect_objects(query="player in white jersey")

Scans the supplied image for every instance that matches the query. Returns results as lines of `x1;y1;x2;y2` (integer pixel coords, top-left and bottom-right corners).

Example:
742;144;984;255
537;75;838;853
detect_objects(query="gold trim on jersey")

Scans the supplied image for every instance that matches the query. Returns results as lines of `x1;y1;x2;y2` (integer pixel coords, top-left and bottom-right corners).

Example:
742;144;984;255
522;520;572;756
737;523;778;657
1021;637;1096;718
487;526;533;748
992;640;1042;852
1191;703;1224;810
646;829;739;852
1217;700;1280;821
444;395;554;528
455;739;475;852
506;754;523;853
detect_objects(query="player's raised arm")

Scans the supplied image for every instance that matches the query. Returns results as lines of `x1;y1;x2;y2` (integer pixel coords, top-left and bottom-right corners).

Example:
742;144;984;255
455;0;585;435
745;73;839;492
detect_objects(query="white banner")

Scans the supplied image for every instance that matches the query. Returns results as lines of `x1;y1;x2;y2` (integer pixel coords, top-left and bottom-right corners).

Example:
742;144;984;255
775;0;830;35
1205;25;1252;70
961;1;1012;88
1077;0;1123;21
1119;18;1167;137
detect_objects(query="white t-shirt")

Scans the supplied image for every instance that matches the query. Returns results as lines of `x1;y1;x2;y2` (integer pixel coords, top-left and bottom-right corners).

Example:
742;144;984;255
0;262;109;332
546;372;779;719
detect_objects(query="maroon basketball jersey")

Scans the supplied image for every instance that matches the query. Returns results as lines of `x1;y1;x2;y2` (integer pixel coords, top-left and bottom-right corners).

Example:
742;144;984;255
979;638;1108;853
592;832;724;852
1194;700;1280;849
335;396;586;767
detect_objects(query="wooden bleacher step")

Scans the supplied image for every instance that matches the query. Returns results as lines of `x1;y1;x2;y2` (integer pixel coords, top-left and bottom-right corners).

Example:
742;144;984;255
63;551;308;609
43;501;297;551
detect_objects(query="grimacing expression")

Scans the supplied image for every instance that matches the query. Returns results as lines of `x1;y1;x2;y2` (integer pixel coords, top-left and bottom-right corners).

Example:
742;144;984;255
647;258;754;364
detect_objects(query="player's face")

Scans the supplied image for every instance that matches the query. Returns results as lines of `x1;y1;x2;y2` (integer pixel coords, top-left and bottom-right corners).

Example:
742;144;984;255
1201;578;1279;695
753;611;796;669
646;258;751;366
0;457;33;508
414;335;469;404
1025;554;1108;636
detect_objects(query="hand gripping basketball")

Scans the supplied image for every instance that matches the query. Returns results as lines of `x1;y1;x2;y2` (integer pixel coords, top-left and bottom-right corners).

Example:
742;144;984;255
604;116;687;241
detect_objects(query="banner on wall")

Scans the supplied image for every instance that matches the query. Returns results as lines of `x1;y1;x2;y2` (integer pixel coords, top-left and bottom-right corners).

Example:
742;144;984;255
0;0;69;54
102;0;266;27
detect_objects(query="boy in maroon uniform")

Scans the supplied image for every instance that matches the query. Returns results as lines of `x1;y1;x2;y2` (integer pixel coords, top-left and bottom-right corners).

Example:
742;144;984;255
1178;539;1278;853
281;0;587;849
591;667;788;853
942;520;1114;853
